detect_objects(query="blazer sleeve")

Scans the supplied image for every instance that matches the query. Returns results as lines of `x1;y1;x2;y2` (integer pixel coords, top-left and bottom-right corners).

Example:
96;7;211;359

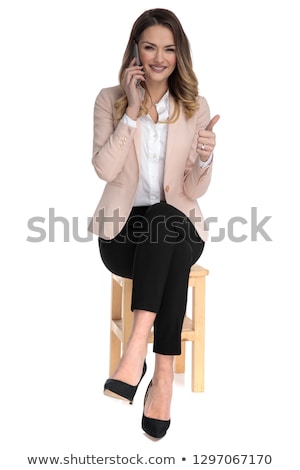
91;88;136;182
183;96;213;200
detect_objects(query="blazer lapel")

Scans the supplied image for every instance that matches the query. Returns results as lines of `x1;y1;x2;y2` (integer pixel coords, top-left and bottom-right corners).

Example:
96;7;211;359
165;95;181;173
133;119;141;170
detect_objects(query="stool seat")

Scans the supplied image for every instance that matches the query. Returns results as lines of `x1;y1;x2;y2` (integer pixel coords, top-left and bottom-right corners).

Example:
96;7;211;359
109;264;209;392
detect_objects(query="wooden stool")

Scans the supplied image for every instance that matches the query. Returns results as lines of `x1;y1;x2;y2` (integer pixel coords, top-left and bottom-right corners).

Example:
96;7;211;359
109;264;209;392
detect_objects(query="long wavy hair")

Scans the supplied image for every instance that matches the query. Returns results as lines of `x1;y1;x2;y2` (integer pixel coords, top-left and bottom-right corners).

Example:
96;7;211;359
114;9;199;122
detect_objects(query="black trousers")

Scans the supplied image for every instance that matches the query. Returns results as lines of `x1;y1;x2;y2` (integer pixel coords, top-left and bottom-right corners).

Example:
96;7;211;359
98;202;204;355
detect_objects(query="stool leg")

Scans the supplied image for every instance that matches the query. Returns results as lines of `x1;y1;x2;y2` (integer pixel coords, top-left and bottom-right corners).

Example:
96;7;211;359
110;278;122;375
174;340;186;373
192;277;206;392
122;278;133;353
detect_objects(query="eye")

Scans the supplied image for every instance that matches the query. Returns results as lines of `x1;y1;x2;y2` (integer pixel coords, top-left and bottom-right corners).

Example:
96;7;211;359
144;45;154;51
166;48;176;53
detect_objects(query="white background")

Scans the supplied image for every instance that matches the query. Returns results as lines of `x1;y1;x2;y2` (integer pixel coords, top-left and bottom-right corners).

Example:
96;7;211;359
1;0;299;468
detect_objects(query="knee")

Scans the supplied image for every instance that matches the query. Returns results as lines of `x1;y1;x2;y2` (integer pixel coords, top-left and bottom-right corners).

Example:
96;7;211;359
174;240;193;267
144;203;189;243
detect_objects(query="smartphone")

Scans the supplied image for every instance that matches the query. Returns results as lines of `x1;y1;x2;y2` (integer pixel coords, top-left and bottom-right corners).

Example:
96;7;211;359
133;42;141;66
133;42;142;86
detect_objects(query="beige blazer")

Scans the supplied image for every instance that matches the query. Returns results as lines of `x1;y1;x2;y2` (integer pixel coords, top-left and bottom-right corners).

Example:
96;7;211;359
88;86;213;241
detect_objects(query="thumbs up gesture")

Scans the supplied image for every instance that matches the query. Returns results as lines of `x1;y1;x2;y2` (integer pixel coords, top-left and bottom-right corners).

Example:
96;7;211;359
197;115;220;162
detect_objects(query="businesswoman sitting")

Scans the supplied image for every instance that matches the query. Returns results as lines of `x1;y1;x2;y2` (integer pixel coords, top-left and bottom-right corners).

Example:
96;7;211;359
89;8;219;439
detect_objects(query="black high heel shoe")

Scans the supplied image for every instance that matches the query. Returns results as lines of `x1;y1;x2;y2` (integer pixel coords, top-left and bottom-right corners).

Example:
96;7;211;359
103;361;147;404
142;381;171;439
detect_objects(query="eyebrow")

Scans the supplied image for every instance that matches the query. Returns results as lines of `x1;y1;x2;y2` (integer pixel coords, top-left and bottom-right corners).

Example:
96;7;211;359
141;41;176;47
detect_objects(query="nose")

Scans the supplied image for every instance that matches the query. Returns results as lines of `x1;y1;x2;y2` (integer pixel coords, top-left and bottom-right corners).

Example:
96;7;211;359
154;49;164;63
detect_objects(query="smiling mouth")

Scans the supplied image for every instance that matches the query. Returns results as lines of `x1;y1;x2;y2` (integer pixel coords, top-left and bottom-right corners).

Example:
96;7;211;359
150;65;166;72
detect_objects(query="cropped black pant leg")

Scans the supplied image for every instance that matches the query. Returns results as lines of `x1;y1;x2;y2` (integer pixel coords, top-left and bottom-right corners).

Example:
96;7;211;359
98;202;204;355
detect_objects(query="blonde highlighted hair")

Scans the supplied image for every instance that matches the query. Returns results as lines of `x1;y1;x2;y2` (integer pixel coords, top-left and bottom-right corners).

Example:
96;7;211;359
114;8;199;123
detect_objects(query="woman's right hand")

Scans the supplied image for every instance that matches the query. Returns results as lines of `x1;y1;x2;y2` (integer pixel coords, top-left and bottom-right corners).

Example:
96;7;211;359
122;58;145;120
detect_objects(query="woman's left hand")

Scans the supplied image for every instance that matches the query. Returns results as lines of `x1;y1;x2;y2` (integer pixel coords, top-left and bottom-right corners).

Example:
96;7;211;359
197;115;220;161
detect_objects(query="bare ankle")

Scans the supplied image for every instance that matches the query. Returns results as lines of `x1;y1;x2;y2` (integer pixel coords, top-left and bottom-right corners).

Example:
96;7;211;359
152;370;174;386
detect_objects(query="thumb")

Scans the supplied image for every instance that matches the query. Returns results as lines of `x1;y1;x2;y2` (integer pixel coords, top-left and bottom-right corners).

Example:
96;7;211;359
205;114;220;131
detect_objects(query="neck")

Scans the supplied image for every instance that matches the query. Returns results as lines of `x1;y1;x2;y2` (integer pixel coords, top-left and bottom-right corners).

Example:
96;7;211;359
144;85;168;110
146;82;168;103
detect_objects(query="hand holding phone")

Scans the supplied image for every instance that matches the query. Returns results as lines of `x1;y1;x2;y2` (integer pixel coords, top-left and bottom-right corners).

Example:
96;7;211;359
122;42;144;110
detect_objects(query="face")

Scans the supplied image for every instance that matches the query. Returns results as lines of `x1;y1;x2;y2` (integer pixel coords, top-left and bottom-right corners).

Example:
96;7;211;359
138;25;176;86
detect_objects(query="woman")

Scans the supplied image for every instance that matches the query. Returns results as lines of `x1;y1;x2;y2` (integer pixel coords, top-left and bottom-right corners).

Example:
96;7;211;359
88;8;219;439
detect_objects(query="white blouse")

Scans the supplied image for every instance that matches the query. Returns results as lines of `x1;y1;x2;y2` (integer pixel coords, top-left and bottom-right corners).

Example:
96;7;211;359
122;91;212;207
